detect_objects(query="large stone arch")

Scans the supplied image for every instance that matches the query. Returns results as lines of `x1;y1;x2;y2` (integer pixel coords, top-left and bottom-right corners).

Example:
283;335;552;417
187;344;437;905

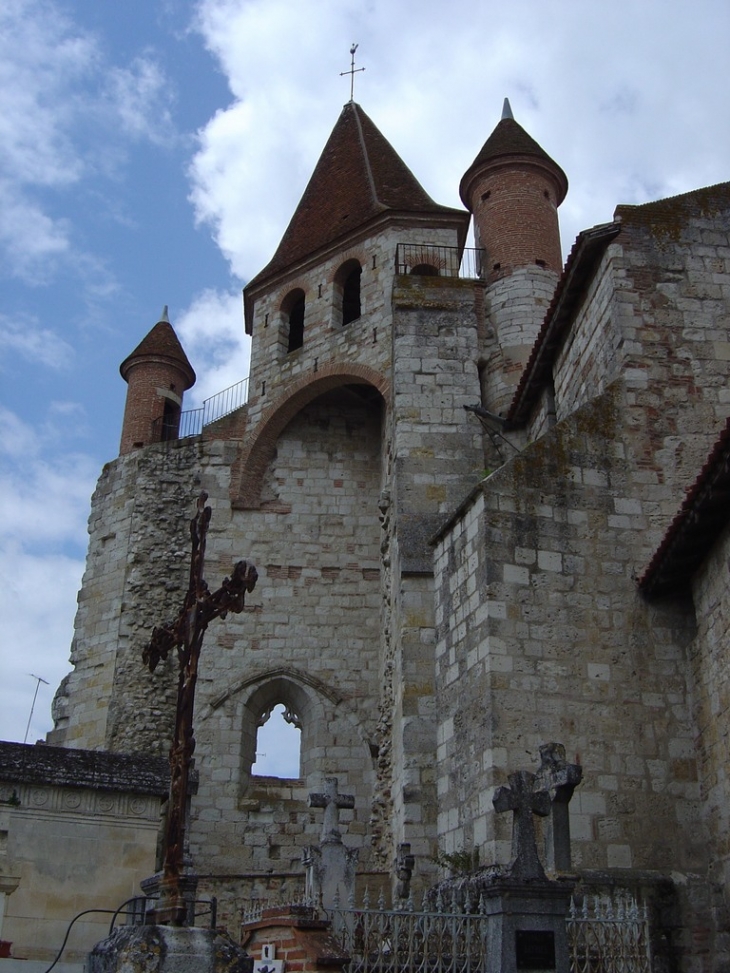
232;363;389;509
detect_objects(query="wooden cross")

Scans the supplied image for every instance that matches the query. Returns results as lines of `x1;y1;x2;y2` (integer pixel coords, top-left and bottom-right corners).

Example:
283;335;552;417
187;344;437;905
340;43;365;102
308;777;355;844
143;491;258;924
493;770;551;881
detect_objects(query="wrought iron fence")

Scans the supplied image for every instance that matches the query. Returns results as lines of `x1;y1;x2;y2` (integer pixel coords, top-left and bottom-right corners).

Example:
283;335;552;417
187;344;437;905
395;244;484;280
327;890;490;973
151;377;249;442
567;894;652;973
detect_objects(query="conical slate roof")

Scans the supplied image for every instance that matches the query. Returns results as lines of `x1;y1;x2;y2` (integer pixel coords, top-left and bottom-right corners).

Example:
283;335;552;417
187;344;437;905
248;101;468;288
120;307;196;388
460;105;568;208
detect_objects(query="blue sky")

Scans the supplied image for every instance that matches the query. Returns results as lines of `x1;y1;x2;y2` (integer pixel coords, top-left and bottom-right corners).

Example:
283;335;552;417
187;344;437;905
1;0;729;750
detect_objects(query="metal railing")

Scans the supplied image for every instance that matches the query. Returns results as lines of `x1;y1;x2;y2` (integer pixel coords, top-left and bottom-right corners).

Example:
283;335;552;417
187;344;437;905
395;245;484;280
327;890;490;973
151;377;249;443
567;894;652;973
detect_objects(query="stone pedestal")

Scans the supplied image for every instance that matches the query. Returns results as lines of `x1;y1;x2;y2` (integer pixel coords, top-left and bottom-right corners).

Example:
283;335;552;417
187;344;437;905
86;925;253;973
481;879;574;973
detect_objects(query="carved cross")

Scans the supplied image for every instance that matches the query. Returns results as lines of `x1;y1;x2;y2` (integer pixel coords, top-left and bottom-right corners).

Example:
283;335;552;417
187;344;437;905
535;742;582;872
493;770;551;881
308;777;355;845
143;491;258;924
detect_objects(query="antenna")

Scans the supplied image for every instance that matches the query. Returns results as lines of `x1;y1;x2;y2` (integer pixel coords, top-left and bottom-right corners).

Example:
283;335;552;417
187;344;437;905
24;673;49;744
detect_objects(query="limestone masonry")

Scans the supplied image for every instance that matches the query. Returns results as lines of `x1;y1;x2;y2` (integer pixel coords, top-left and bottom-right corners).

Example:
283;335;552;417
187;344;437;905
3;99;730;972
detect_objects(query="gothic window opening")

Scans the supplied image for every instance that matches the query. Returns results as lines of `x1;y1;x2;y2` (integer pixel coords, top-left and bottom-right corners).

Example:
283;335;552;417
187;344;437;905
253;702;302;778
283;289;305;353
342;264;362;325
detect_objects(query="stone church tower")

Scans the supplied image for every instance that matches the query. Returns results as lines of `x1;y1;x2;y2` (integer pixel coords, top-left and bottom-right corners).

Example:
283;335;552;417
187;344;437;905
47;97;730;967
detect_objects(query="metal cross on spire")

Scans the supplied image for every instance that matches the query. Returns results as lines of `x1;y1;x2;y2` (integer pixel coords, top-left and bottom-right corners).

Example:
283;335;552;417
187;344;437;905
143;491;258;925
341;43;365;101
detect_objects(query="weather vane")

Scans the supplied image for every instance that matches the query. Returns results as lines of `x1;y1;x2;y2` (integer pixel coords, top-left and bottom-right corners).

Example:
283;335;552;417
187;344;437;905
341;43;365;101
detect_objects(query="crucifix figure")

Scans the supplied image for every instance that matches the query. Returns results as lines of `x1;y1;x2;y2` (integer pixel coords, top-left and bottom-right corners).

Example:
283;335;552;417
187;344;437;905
143;491;258;924
493;770;551;881
308;777;355;845
340;43;365;102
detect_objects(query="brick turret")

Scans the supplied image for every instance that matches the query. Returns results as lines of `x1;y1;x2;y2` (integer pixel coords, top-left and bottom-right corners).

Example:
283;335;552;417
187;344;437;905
118;307;196;455
461;100;568;415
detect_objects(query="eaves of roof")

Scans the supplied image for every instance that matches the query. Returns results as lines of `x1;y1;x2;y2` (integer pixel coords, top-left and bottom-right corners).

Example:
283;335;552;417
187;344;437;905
506;221;621;426
638;416;730;599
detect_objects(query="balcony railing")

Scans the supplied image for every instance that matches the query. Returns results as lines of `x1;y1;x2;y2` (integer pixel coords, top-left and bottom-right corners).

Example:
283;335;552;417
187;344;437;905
395;244;484;280
151;377;249;443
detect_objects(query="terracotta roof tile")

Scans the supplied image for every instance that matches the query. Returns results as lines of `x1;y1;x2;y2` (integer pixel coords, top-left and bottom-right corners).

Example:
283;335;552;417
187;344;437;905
247;102;467;289
460;116;568;208
120;316;196;388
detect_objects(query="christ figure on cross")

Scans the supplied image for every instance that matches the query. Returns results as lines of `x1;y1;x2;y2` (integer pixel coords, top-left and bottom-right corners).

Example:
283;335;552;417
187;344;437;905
143;491;258;925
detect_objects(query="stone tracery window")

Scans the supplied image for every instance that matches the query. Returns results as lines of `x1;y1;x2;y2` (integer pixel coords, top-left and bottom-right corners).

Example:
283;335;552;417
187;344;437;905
253;702;301;778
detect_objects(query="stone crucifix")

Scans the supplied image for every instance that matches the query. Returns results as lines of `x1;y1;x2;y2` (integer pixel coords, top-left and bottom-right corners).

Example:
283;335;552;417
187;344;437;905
143;491;258;925
493;770;551;881
308;777;355;844
305;778;359;908
535;742;582;872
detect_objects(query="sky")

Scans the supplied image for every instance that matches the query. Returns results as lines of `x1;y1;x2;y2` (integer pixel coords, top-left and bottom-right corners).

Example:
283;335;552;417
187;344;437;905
1;0;729;752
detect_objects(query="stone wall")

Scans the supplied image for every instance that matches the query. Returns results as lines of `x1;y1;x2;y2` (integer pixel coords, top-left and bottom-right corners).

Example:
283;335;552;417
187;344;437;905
434;387;702;875
690;517;730;898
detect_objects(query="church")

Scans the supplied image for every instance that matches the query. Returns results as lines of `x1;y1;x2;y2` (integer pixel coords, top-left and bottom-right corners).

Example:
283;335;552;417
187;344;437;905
2;97;730;970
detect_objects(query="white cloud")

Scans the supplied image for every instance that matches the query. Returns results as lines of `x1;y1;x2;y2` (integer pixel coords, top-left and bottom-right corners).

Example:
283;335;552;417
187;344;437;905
0;314;75;370
189;0;730;281
175;288;251;406
103;55;176;146
0;0;178;281
0;404;97;743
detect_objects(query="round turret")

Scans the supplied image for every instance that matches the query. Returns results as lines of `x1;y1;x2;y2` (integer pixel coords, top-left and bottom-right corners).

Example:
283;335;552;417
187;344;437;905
118;307;196;455
460;99;567;279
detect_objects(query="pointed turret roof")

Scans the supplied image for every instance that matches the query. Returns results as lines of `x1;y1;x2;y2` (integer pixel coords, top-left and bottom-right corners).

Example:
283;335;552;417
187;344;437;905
460;101;568;208
247;102;468;290
120;306;196;389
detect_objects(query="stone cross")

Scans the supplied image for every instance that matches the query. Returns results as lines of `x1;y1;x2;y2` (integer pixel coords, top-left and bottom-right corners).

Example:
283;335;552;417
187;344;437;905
308;777;355;845
143;491;258;925
305;778;358;908
535;742;582;872
493;770;551;881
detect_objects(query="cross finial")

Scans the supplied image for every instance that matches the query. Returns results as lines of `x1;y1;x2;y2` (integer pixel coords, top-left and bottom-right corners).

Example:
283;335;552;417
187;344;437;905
340;43;365;102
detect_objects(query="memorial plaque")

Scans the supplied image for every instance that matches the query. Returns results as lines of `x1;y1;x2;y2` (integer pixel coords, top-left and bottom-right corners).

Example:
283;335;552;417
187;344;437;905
515;930;556;970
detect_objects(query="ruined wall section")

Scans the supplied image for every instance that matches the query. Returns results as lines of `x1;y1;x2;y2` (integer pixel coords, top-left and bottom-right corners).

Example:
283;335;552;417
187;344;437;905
49;442;199;753
166;391;386;924
433;386;702;881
